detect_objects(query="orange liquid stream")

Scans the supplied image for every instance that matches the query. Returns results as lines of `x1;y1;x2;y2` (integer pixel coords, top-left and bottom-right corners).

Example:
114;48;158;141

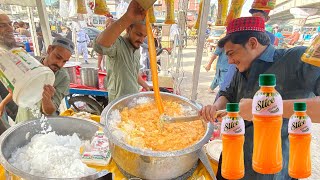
146;12;164;114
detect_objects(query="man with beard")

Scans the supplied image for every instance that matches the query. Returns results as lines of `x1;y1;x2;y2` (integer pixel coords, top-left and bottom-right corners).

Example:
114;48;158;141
94;0;151;102
0;11;16;50
0;36;74;123
0;11;19;130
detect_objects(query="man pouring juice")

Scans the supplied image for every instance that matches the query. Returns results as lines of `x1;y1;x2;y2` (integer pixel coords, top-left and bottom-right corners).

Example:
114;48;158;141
200;16;320;180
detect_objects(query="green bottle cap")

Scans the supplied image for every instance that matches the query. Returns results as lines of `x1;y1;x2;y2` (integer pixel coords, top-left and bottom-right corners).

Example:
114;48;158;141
226;103;239;112
259;74;276;86
294;102;307;111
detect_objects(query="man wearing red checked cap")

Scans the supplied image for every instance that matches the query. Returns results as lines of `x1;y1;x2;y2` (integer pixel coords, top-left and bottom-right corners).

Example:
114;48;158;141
200;17;320;179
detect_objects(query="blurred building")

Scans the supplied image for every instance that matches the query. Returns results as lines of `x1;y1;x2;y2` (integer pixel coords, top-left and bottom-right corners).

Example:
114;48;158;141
269;0;320;26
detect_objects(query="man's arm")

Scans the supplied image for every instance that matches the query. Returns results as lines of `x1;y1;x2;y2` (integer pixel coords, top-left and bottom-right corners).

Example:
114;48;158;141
138;74;151;91
283;97;320;122
239;97;320;123
96;1;146;48
41;85;56;115
200;96;229;123
205;54;218;71
0;93;13;116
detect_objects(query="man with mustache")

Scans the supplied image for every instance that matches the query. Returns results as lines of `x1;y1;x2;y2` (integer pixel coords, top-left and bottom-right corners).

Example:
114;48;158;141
0;35;74;123
0;10;19;130
94;0;151;102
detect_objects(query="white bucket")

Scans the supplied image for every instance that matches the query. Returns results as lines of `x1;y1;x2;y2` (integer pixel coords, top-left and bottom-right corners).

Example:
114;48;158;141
0;48;55;108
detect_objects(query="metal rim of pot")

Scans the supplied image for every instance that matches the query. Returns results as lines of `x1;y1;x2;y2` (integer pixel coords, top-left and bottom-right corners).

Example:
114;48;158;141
101;92;214;158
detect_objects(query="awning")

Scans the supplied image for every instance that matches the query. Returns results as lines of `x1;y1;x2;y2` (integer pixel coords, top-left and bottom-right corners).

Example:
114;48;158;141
0;0;36;7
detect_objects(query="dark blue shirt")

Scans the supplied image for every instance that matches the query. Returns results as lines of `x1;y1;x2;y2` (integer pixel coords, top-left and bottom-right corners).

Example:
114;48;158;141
217;45;320;180
266;31;276;45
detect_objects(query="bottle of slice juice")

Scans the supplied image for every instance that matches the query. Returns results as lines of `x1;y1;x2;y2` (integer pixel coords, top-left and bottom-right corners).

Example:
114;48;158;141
288;102;312;179
221;103;245;179
252;74;283;174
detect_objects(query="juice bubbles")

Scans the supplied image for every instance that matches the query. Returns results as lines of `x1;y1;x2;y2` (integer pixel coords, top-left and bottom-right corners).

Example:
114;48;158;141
221;103;245;179
252;74;283;174
288;102;312;178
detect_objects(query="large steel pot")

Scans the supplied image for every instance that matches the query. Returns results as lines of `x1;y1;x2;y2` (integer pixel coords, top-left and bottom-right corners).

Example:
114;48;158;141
101;92;213;179
0;117;109;180
64;61;81;84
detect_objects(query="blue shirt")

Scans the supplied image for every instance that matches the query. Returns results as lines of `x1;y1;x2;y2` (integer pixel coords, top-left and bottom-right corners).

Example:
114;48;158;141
275;32;284;43
266;31;275;45
217;45;320;180
213;47;229;72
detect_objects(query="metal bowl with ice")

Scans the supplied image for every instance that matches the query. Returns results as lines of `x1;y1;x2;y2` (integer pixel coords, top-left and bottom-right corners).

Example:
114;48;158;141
0;116;109;180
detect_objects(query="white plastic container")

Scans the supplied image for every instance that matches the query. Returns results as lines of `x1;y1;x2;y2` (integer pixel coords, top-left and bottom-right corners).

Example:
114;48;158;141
0;48;55;108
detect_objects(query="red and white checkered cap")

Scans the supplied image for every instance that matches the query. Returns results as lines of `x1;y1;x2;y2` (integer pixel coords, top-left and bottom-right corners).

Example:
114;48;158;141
226;17;266;35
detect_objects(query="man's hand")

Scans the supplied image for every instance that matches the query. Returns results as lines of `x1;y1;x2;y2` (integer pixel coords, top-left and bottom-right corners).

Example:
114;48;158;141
239;98;253;121
42;85;55;101
200;105;218;123
146;86;153;91
204;63;212;72
0;102;5;117
0;90;13;117
124;0;146;23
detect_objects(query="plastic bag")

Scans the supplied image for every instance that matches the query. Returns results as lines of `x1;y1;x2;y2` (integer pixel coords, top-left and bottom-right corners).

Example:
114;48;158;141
94;0;110;15
59;0;69;18
215;0;229;26
116;0;129;19
165;0;175;24
301;36;320;67
252;0;276;10
148;6;156;24
68;0;77;18
194;0;203;29
81;130;111;166
224;0;245;26
77;0;87;14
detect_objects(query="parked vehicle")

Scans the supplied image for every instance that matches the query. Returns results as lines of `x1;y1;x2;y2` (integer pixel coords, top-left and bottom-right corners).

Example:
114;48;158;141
83;27;102;41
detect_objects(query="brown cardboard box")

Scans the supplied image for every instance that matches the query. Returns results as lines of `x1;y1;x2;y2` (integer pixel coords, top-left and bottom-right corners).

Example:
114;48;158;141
158;75;174;88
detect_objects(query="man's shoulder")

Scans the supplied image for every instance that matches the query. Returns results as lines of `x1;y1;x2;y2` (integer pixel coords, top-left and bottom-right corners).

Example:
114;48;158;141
34;56;44;62
56;68;70;82
275;46;307;56
274;46;307;63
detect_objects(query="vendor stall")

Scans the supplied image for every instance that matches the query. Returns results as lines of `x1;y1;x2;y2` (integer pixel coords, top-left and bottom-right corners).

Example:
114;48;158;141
0;0;225;179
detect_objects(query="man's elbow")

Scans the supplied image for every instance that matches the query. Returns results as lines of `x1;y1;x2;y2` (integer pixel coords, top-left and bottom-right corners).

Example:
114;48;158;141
96;35;112;48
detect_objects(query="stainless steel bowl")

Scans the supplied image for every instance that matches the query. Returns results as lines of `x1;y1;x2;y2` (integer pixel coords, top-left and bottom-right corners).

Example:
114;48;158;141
101;92;213;179
80;67;98;88
0;117;109;180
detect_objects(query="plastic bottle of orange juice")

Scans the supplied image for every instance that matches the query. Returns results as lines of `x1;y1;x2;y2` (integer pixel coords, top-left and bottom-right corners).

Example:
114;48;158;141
288;102;312;178
252;74;283;174
221;103;245;179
